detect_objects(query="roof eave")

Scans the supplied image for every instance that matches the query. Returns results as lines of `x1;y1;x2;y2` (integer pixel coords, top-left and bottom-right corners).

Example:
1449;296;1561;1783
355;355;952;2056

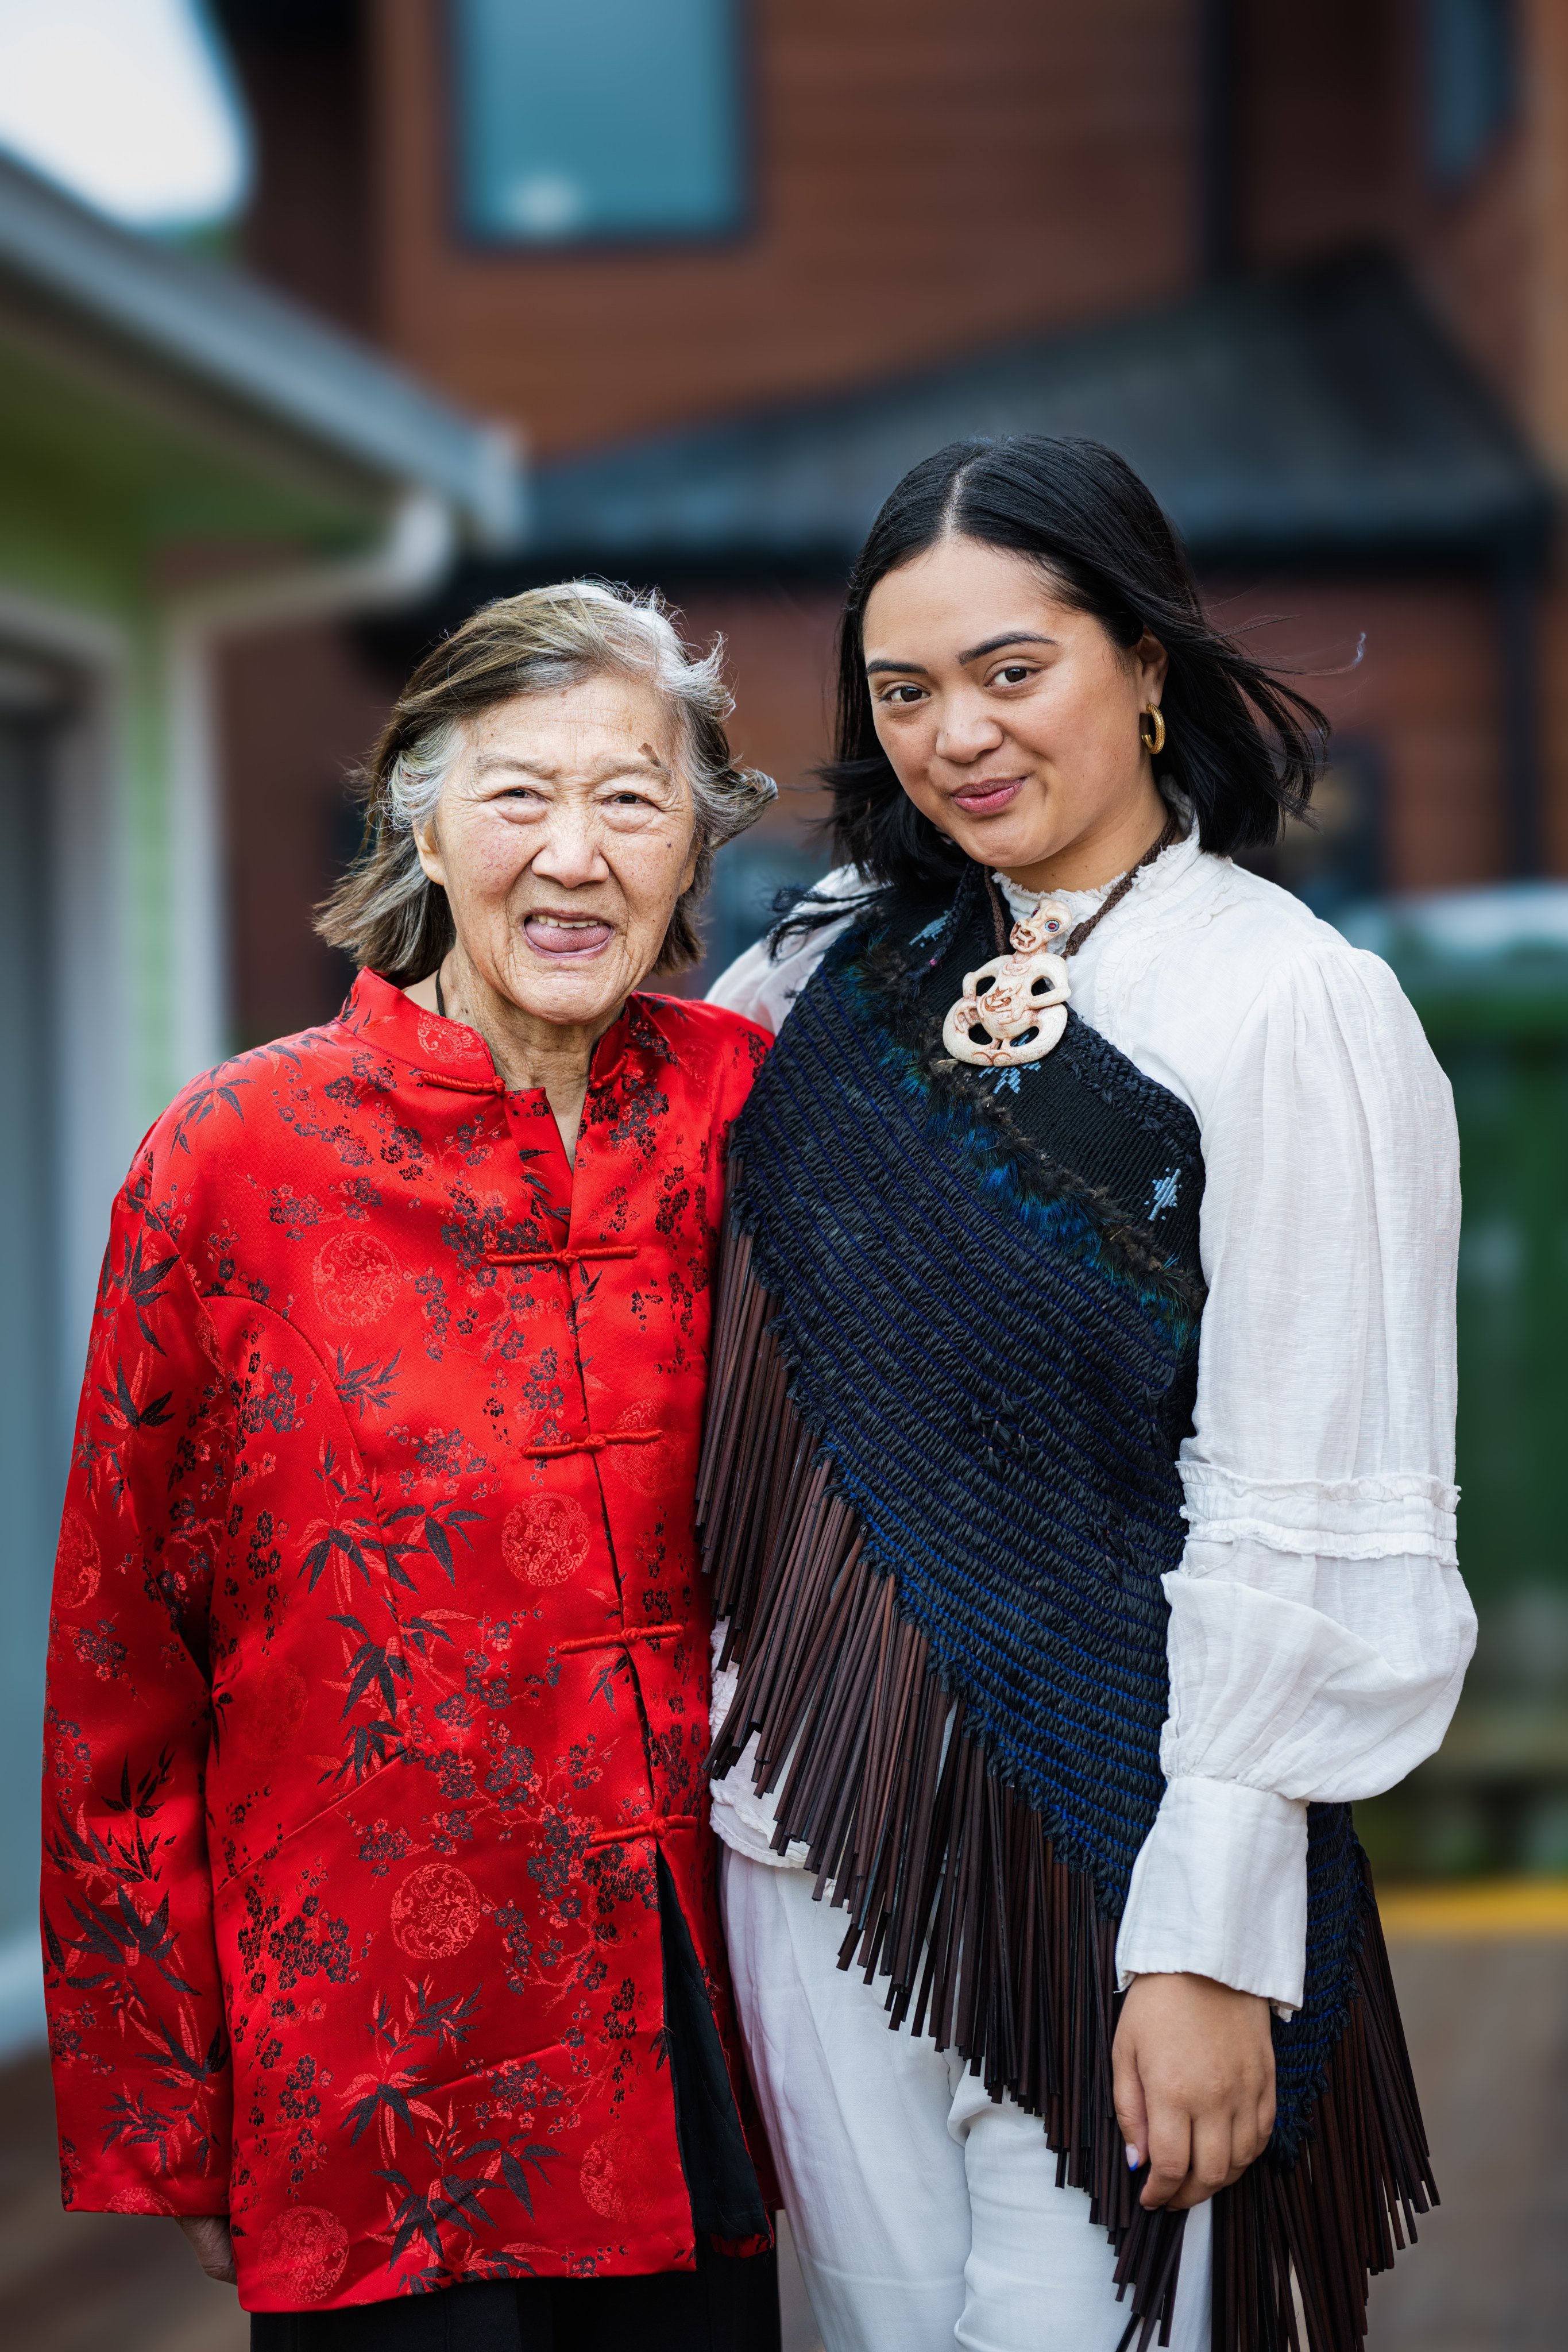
0;151;523;548
518;248;1552;577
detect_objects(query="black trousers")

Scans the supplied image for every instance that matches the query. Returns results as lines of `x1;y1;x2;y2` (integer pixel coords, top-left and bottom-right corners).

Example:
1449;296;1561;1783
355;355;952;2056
250;2238;781;2352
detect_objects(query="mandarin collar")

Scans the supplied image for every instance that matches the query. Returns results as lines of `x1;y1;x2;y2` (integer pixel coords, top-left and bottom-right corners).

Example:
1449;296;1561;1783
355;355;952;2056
341;969;675;1094
587;990;679;1092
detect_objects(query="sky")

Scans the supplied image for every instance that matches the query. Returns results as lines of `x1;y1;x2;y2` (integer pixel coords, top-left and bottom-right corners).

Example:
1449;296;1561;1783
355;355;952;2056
0;0;248;227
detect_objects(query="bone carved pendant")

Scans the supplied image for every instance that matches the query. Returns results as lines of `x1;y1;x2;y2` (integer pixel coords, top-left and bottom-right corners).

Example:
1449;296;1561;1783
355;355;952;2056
940;898;1073;1067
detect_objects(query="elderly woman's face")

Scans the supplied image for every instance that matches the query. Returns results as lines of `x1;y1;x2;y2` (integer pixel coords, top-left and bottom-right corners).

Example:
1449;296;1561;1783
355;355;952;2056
414;674;698;1030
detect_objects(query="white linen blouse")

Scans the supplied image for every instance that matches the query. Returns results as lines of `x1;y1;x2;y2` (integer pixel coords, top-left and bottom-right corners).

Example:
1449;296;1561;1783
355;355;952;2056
704;832;1475;2013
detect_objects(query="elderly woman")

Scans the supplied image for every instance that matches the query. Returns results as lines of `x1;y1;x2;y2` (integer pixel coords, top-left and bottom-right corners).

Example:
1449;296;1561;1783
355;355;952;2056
41;585;781;2349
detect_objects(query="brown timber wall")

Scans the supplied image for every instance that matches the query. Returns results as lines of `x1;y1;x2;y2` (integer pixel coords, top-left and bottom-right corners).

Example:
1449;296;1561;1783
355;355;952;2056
368;0;1201;456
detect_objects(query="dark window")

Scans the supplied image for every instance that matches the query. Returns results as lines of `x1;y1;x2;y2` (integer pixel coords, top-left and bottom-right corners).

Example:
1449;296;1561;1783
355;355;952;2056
1241;743;1384;921
1426;0;1516;187
453;0;744;246
698;833;829;987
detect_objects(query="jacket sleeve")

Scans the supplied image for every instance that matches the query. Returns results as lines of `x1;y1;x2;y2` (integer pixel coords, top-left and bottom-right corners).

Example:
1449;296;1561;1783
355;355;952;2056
42;1156;237;2214
1114;942;1474;2013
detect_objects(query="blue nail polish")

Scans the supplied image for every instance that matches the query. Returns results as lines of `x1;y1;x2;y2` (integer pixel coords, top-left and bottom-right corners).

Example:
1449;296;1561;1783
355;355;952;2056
1126;2145;1140;2171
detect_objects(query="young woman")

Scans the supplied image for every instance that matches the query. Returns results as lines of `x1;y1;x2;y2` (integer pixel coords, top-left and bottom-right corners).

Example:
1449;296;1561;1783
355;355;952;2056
697;438;1473;2352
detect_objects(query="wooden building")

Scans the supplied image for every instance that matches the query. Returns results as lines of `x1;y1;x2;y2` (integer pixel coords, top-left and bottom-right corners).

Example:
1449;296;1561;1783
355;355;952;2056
211;0;1568;1032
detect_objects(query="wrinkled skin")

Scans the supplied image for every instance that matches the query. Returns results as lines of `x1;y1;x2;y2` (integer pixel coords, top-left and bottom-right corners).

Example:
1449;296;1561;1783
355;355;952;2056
178;2216;235;2285
408;673;700;1158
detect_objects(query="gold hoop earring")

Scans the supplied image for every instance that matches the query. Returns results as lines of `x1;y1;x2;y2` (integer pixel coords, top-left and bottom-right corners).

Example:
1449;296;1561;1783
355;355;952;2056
1139;705;1166;758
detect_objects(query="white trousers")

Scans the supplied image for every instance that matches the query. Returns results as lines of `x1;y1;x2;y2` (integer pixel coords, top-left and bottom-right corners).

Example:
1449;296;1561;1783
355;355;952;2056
723;1849;1212;2352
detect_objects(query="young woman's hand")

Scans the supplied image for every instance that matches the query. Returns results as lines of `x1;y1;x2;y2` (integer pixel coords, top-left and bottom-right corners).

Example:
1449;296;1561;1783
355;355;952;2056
1112;1972;1275;2211
177;2214;237;2285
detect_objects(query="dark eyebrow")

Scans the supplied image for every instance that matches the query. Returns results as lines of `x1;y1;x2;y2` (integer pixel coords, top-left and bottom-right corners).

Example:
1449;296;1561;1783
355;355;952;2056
864;631;1056;678
956;631;1056;664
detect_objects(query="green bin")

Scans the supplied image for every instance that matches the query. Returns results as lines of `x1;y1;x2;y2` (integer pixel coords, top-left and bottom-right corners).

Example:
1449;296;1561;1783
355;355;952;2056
1342;895;1568;1876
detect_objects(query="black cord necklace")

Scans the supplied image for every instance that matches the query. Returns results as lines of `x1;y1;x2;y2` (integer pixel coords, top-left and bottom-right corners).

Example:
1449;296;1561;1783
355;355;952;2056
1059;806;1181;958
983;809;1180;958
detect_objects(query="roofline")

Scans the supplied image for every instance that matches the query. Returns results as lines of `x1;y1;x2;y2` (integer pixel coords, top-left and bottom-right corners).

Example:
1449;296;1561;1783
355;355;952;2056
0;150;523;547
512;516;1556;580
521;246;1551;571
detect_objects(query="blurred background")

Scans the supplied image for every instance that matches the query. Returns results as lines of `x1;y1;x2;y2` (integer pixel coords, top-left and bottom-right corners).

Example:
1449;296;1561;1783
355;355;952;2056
2;2;1567;2346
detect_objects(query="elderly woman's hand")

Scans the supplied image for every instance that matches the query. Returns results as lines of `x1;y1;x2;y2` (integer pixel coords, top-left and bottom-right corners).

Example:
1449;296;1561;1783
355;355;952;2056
177;2214;237;2285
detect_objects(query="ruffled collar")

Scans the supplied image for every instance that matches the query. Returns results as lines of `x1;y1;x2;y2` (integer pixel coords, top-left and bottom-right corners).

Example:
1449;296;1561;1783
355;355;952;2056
994;822;1204;937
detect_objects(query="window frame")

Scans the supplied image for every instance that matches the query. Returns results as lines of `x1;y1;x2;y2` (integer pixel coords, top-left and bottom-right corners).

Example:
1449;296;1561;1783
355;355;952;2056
442;0;758;259
1239;736;1385;921
1423;0;1519;194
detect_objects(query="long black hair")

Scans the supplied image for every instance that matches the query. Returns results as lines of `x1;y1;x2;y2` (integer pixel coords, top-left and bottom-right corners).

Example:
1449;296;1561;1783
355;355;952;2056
820;435;1327;886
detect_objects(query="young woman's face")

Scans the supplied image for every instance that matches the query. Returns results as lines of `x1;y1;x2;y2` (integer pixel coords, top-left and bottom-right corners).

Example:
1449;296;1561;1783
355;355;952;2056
412;674;699;1032
861;536;1169;886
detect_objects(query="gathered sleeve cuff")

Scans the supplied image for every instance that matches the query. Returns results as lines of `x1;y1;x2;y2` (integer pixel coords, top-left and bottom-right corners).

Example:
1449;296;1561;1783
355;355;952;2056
1115;1778;1308;2014
1177;1462;1459;1567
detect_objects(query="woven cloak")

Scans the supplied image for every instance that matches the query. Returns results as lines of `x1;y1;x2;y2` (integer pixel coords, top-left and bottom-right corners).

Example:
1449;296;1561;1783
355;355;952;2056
697;870;1435;2352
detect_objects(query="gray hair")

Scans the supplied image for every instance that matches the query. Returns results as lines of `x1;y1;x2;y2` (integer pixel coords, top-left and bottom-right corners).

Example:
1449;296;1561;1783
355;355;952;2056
318;580;777;982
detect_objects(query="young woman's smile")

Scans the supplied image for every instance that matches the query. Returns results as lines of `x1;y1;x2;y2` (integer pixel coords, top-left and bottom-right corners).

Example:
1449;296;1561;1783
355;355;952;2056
862;534;1169;893
948;774;1026;813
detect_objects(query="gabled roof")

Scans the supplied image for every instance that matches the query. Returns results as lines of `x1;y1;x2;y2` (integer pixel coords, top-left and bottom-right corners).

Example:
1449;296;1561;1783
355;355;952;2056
521;249;1548;574
0;149;521;545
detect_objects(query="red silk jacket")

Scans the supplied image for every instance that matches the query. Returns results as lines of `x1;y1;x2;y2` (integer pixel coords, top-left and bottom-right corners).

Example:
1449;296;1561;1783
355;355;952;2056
41;971;770;2312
